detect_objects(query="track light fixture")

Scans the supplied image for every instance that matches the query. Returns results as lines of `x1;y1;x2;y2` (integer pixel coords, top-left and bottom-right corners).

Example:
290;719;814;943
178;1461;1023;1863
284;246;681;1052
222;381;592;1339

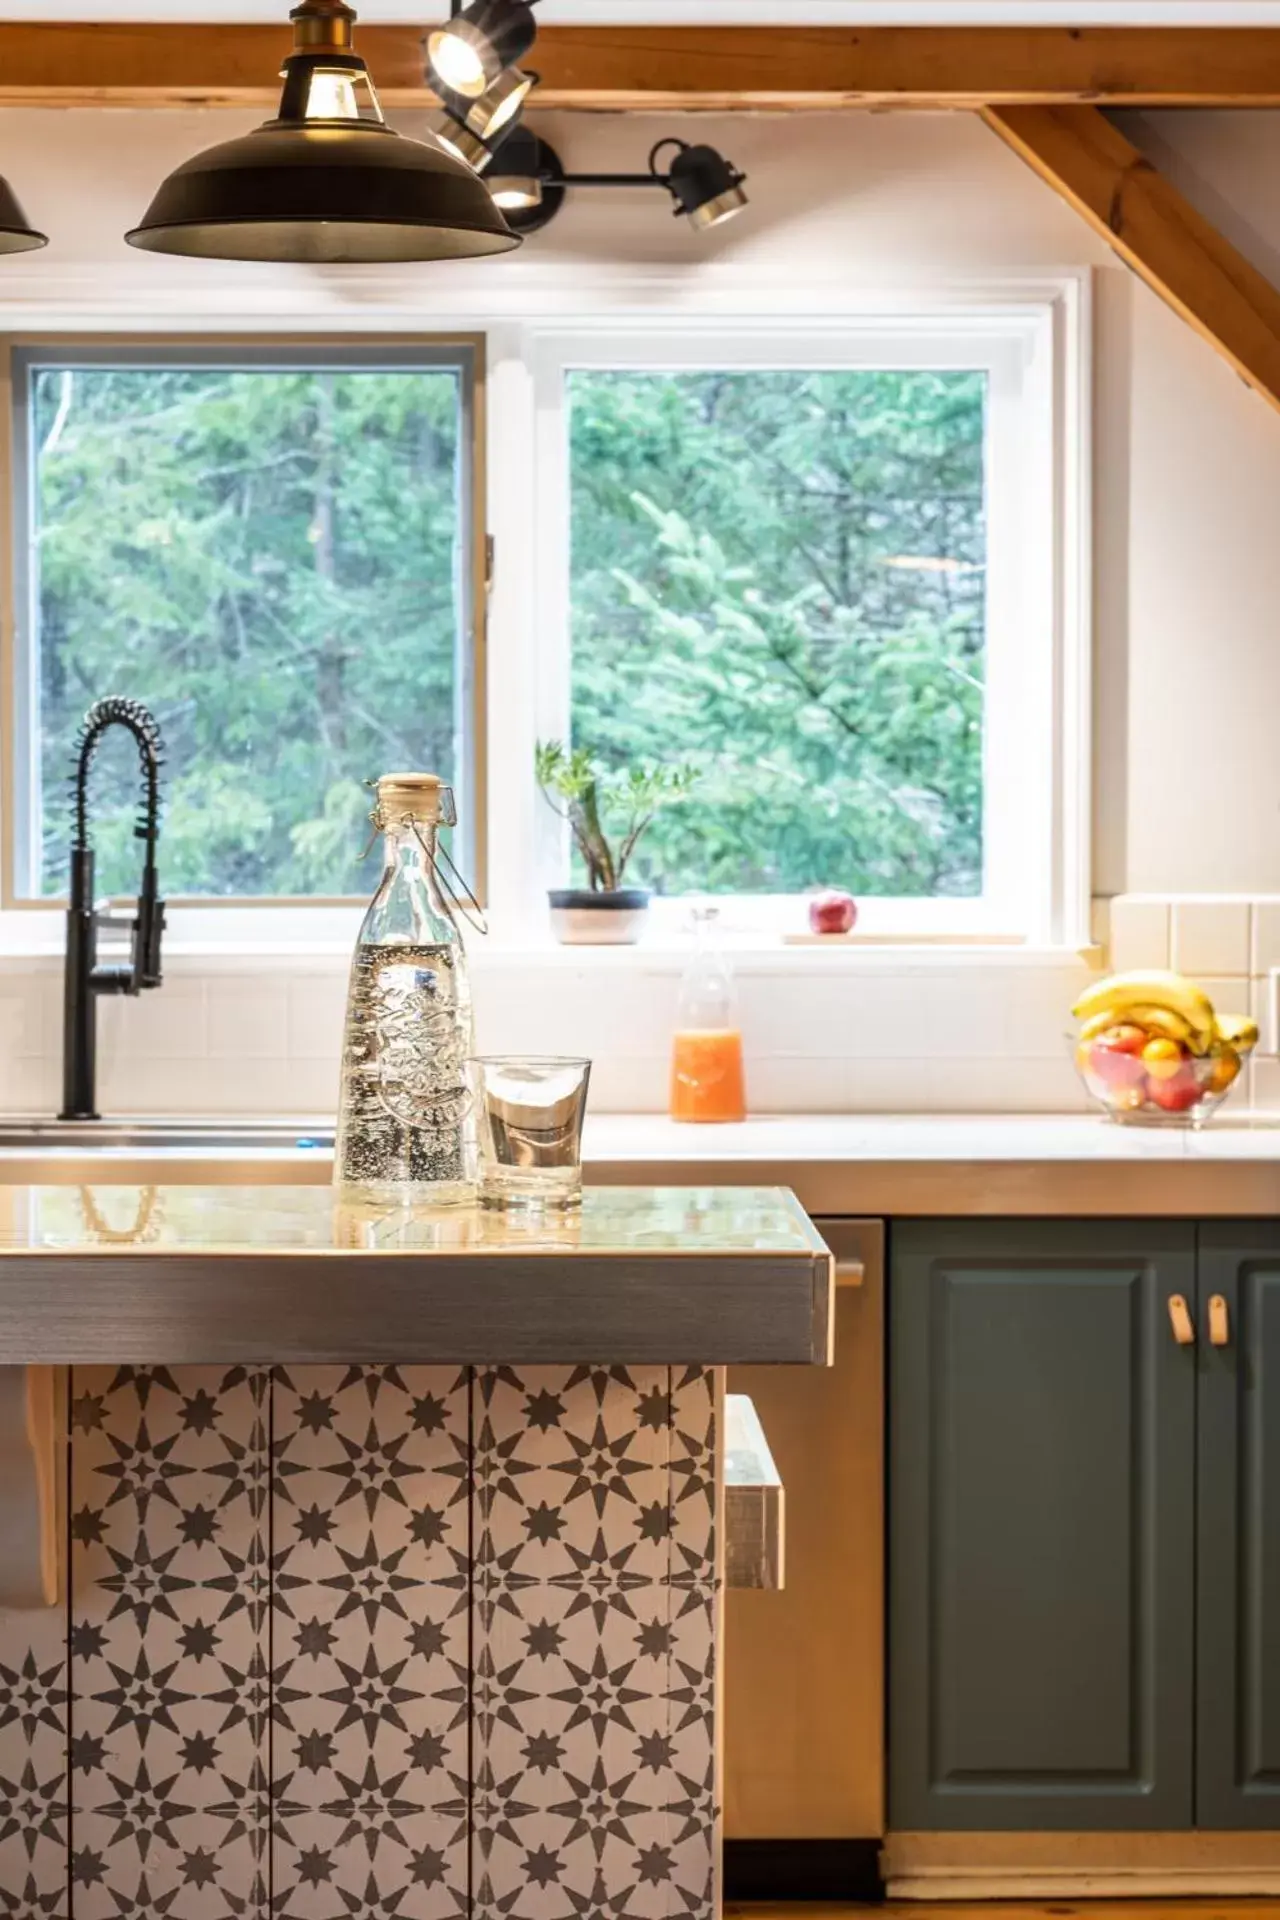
427;0;538;101
480;131;749;238
127;0;519;263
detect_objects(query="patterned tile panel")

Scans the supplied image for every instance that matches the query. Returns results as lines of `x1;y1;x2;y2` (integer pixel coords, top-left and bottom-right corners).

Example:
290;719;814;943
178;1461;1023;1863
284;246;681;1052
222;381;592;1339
69;1364;271;1919
0;1596;68;1918
472;1366;720;1920
270;1366;471;1920
0;1361;723;1920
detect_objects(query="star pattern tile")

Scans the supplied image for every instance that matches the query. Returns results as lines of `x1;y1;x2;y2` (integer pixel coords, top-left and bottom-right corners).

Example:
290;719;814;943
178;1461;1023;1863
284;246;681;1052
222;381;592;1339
271;1365;471;1920
0;1361;720;1919
70;1364;271;1918
472;1366;719;1920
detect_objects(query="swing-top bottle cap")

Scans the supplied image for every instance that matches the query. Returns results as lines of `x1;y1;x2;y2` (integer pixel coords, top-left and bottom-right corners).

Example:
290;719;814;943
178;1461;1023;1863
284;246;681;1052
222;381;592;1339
376;772;455;826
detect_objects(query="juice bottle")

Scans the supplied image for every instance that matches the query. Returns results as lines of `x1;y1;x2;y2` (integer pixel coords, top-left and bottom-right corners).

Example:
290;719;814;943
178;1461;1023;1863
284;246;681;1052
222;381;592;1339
670;907;746;1123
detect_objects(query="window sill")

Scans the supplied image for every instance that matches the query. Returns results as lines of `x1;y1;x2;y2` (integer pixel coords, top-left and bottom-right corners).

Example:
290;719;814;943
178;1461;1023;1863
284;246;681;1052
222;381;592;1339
0;939;1103;975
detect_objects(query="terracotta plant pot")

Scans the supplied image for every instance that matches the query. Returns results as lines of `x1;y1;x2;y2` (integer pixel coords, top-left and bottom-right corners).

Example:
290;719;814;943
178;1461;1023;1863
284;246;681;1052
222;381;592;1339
548;888;651;947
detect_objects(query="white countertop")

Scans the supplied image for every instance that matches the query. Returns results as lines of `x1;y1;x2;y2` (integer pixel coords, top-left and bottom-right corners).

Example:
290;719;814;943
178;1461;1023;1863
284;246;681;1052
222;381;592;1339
582;1111;1280;1214
585;1110;1280;1162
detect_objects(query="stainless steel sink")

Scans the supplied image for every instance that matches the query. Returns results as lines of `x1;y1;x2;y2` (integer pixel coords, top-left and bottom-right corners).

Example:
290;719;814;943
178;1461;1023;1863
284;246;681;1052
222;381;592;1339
0;1119;334;1153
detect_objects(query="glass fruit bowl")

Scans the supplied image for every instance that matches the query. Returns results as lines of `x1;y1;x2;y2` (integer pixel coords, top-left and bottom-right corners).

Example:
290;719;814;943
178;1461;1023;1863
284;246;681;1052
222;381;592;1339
1069;1029;1245;1127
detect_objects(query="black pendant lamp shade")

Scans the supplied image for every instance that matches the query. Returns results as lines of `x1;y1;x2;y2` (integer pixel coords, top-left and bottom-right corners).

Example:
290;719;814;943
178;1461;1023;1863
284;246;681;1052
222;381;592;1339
127;0;519;264
0;173;46;255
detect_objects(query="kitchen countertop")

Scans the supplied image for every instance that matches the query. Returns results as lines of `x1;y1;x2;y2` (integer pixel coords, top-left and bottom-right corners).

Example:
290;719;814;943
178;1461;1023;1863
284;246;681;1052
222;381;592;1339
586;1112;1280;1214
5;1111;1280;1214
0;1182;833;1366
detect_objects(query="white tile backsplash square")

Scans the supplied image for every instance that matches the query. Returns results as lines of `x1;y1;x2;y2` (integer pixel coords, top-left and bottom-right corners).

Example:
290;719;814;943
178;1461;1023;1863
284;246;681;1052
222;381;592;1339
208;976;290;1060
96;978;207;1065
286;973;347;1062
1172;900;1252;979
1252;974;1278;1057
1253;901;1280;976
1108;898;1170;972
747;1054;850;1113
1251;1056;1280;1113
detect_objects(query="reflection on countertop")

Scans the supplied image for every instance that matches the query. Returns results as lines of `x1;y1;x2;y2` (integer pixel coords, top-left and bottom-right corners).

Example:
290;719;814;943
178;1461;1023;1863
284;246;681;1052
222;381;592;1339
0;1182;823;1258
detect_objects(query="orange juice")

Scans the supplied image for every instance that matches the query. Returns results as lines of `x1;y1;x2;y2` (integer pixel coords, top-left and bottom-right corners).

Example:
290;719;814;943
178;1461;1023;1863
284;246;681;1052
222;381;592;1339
670;1027;746;1123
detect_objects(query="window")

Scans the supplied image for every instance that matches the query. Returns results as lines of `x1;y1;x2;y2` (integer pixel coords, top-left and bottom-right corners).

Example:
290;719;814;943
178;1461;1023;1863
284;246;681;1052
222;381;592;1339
536;307;1087;944
570;365;987;898
10;341;482;903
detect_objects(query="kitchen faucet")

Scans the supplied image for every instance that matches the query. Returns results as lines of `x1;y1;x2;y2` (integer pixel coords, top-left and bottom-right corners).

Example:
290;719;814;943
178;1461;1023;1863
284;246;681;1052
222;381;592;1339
61;698;166;1122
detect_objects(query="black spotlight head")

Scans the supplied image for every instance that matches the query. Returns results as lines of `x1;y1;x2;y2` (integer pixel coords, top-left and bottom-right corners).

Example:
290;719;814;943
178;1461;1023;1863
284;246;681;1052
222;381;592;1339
652;138;749;234
427;0;538;101
487;128;565;233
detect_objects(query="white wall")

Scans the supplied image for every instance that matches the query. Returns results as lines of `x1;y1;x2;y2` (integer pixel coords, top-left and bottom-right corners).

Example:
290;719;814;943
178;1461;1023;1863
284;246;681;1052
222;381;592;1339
0;101;1277;1113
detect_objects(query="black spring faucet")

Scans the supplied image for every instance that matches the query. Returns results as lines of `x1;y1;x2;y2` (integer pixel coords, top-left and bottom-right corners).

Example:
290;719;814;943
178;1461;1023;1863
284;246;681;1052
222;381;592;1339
61;698;166;1121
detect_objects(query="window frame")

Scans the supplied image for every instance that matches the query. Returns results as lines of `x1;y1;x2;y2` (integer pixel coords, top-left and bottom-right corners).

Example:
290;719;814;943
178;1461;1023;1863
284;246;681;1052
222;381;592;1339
0;332;489;920
522;293;1090;949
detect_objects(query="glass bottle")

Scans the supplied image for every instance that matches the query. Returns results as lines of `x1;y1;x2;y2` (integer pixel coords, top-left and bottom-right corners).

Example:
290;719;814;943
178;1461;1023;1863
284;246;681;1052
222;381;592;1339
670;906;747;1123
334;772;476;1204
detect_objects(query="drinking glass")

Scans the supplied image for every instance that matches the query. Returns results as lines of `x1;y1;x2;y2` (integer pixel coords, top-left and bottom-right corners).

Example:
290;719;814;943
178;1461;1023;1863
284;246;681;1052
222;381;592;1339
469;1056;591;1211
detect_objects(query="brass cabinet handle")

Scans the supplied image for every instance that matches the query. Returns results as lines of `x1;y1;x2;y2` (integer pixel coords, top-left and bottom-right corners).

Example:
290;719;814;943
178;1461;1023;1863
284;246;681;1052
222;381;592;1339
1167;1294;1196;1346
1208;1294;1231;1348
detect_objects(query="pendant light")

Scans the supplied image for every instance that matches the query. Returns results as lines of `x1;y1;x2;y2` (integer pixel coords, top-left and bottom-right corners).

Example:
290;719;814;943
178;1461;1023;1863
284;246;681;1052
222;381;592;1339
0;174;46;255
428;0;537;101
126;0;519;264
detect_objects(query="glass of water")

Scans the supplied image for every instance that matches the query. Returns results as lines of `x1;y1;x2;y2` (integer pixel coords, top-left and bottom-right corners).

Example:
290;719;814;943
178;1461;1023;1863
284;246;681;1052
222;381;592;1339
469;1056;592;1211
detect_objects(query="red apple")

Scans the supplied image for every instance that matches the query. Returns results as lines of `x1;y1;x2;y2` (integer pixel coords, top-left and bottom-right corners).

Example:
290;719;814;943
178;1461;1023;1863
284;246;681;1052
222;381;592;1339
1088;1026;1148;1090
1148;1064;1201;1113
809;890;858;936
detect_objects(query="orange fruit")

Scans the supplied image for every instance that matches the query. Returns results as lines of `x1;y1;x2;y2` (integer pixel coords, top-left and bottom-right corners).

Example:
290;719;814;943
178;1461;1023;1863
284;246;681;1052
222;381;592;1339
1142;1037;1187;1082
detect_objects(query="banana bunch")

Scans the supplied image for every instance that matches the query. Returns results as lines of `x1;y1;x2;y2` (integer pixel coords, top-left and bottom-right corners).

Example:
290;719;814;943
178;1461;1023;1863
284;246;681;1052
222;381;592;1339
1072;970;1257;1118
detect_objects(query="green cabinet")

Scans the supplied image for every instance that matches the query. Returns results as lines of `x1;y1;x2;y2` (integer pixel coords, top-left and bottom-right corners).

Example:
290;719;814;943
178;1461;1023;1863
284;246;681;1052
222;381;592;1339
890;1220;1197;1831
891;1220;1280;1834
1198;1226;1280;1829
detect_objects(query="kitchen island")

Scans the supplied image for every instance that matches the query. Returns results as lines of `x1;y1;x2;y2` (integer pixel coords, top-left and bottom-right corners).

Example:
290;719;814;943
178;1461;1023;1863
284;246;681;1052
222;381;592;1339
0;1184;831;1920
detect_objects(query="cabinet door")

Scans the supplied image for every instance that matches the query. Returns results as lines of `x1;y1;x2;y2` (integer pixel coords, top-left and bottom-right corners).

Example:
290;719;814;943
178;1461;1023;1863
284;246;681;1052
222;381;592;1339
1197;1225;1280;1828
890;1220;1196;1831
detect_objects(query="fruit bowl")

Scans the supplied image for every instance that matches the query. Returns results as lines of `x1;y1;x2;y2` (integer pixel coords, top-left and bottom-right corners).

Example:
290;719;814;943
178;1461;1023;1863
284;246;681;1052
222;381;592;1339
1069;1033;1240;1127
1070;970;1257;1127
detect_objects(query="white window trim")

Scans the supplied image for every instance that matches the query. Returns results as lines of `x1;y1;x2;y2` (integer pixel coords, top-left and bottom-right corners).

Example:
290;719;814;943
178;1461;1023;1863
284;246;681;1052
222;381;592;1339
0;272;1091;964
488;279;1091;952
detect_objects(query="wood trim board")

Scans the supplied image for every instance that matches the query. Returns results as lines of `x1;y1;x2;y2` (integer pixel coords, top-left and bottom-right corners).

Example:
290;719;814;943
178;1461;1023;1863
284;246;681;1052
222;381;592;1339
883;1830;1280;1900
2;26;1280;110
982;104;1280;419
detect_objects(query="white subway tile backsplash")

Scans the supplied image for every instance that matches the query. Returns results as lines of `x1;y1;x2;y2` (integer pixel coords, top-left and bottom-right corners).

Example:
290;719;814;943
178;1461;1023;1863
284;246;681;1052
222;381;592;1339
1251;1056;1280;1113
1172;900;1252;979
286;974;347;1061
1252;974;1278;1057
1108;898;1170;972
207;977;290;1060
1253;901;1280;976
747;1055;851;1113
0;898;1276;1122
97;978;208;1066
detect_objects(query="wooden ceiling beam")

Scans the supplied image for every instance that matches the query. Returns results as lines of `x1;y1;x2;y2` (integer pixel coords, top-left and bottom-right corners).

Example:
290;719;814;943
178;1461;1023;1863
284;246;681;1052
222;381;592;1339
0;25;1279;111
983;103;1280;418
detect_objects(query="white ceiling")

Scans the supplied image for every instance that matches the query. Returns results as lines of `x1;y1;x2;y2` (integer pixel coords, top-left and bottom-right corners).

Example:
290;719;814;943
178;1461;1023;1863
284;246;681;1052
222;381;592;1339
5;2;1280;22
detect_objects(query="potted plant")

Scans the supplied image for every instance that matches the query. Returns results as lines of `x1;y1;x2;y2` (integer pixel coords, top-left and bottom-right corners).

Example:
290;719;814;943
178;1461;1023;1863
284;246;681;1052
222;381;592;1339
535;741;697;945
